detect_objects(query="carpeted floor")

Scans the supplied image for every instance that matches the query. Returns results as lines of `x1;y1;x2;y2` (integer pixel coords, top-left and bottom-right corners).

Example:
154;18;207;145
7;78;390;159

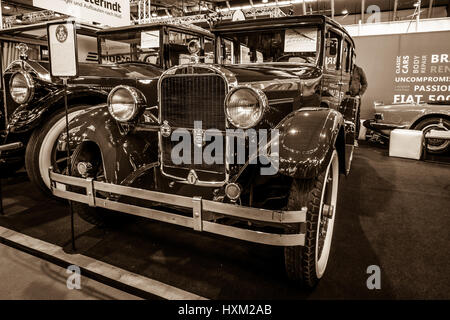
0;142;449;299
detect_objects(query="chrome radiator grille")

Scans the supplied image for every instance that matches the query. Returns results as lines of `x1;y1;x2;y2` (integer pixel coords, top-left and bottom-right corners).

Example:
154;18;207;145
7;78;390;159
160;74;226;130
160;73;227;181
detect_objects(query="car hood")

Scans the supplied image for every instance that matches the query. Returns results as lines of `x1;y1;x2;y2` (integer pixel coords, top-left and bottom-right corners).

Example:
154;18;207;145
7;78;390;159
77;62;163;80
5;60;162;83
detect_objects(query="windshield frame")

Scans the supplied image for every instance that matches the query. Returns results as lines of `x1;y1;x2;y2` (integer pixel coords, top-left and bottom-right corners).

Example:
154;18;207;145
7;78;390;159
97;26;215;68
214;23;325;67
97;25;164;67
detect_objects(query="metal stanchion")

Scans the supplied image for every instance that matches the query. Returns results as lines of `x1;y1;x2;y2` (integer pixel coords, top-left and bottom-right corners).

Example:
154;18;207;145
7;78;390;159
0;158;3;215
47;20;79;252
62;77;76;252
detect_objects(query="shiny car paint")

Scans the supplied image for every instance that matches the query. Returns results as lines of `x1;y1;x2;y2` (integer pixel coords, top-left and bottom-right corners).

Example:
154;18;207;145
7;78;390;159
0;23;213;169
67;15;358;195
367;102;450;135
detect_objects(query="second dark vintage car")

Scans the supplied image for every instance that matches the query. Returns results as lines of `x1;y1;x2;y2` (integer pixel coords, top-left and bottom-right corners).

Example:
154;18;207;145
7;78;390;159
50;15;359;287
364;101;450;154
0;20;214;194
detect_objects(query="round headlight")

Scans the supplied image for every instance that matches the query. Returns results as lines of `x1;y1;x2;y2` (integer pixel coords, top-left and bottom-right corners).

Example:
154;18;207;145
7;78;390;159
225;87;267;129
10;71;34;105
107;86;146;122
188;39;201;55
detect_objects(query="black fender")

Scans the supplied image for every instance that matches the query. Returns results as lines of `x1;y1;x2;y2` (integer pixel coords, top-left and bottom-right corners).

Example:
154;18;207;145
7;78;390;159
9;87;108;133
276;107;345;179
68;105;158;185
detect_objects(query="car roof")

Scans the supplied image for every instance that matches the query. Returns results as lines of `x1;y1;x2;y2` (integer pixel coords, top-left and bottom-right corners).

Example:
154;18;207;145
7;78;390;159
97;22;213;38
0;19;100;36
0;19;100;46
212;14;354;46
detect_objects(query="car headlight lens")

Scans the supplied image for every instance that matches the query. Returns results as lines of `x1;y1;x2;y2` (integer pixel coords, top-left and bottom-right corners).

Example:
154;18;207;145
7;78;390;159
10;71;34;104
107;86;146;122
225;87;267;129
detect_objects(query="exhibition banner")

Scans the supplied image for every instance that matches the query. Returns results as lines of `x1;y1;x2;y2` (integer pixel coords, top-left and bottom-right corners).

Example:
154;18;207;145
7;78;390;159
354;31;450;118
33;0;130;27
394;53;449;104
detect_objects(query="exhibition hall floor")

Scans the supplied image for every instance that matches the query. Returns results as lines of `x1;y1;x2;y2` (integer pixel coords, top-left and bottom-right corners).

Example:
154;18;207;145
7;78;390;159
0;143;449;300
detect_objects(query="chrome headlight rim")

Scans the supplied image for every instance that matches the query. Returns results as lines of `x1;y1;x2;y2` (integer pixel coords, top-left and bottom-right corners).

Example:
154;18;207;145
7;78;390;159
224;86;268;129
9;70;35;105
107;85;146;122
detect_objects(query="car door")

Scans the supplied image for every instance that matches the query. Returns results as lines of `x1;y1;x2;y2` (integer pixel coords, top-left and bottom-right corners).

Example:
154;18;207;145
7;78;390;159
321;28;343;111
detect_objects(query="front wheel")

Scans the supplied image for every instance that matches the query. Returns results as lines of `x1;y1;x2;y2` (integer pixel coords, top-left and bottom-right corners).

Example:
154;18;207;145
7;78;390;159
284;150;339;288
25;105;87;195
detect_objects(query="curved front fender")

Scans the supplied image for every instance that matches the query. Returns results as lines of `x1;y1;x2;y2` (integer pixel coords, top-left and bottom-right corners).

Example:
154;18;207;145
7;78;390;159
277;108;343;179
9;88;108;133
68;105;158;185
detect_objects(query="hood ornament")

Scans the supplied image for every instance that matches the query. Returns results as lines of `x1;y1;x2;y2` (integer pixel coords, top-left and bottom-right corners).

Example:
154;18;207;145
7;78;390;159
16;43;29;60
187;170;198;185
160;120;172;138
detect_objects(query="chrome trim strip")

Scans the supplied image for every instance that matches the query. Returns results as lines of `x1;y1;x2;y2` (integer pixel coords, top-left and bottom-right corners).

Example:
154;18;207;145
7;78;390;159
268;98;295;105
50;170;306;247
202;222;305;246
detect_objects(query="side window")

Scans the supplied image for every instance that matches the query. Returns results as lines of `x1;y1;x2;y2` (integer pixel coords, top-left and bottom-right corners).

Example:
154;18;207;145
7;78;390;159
222;38;234;64
325;30;342;71
343;40;352;73
204;38;214;63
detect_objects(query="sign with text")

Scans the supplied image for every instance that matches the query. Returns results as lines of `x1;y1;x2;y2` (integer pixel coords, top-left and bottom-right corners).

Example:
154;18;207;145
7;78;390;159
33;0;130;27
141;30;160;49
48;22;78;77
393;53;449;104
353;31;450;119
285;28;317;53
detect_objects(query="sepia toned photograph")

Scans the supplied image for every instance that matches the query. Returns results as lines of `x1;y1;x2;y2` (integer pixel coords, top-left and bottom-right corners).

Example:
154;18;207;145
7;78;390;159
0;0;448;311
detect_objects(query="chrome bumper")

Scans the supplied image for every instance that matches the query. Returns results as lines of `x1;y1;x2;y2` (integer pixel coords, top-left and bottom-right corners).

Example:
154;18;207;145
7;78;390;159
49;169;307;247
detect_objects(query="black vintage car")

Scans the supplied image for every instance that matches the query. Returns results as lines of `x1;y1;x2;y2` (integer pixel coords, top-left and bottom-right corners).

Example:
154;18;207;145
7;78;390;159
0;20;214;194
50;15;358;287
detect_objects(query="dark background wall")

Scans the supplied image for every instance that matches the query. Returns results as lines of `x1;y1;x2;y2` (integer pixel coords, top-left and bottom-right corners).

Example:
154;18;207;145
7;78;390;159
353;30;450;119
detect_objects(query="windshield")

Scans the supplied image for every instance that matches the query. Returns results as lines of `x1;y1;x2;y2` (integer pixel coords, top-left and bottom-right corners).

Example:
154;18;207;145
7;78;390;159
99;28;162;66
99;28;214;67
218;26;321;65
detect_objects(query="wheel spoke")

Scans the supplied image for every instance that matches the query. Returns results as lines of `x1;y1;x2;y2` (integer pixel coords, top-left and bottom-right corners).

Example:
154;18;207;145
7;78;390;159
55;156;70;164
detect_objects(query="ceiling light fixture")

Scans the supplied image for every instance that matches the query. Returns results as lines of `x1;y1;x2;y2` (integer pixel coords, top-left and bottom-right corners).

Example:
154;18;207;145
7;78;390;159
342;9;349;15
